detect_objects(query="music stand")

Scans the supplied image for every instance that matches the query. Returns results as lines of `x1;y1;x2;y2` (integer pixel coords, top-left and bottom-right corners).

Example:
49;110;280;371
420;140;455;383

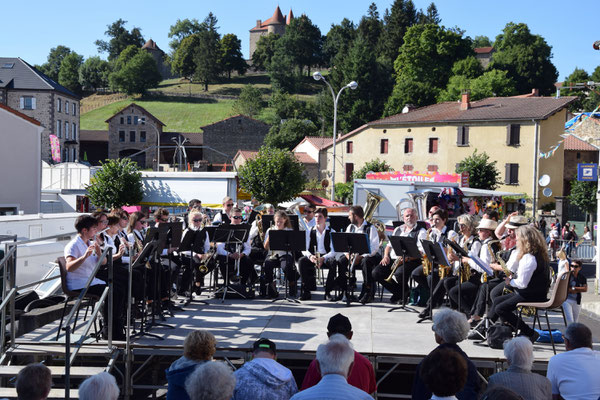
417;239;450;323
329;215;350;233
178;229;210;306
287;214;300;231
331;232;370;306
213;224;250;302
159;223;183;314
268;230;306;303
247;210;259;225
388;236;421;313
443;237;472;313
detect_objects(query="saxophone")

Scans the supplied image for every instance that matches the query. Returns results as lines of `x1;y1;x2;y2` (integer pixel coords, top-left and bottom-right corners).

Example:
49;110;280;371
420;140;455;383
459;237;471;283
422;228;432;276
385;256;403;282
438;235;454;279
133;233;151;269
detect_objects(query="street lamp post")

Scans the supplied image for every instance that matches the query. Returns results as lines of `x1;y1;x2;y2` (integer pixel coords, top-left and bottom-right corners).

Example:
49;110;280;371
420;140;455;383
313;71;358;201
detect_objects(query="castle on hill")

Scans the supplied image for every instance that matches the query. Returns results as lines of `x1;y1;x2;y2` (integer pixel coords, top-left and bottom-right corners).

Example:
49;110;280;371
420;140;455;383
249;6;293;58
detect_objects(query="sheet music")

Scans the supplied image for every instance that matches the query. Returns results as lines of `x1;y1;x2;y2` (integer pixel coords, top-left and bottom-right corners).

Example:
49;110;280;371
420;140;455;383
470;254;494;276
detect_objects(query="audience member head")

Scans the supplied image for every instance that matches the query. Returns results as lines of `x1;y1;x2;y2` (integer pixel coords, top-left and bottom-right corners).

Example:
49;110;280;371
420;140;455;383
503;336;534;371
188;199;202;211
316;334;355;378
78;372;119;400
515;225;549;264
483;209;499;221
128;211;147;233
16;363;51;400
481;386;524;400
183;330;216;361
252;338;277;359
564;322;593;351
154;208;169;223
185;361;235;400
432;308;470;345
420;347;467;397
75;215;98;236
327;313;353;340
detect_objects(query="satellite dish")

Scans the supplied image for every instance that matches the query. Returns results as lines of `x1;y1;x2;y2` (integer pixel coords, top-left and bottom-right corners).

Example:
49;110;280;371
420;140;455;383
538;175;551;187
543;188;553;197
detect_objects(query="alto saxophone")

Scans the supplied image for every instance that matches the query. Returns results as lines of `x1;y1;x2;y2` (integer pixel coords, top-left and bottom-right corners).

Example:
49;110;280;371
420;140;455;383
385;256;403;282
438;236;454;279
422;228;432;276
133;234;152;269
459;237;471;283
314;246;321;268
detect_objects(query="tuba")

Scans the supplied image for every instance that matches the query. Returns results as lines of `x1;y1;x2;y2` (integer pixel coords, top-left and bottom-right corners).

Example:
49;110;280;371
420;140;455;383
363;190;386;241
288;202;310;231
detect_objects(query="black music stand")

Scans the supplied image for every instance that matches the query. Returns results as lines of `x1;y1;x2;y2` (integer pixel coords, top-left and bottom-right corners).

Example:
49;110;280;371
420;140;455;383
213;224;250;302
443;237;471;313
329;215;350;233
178;229;210;306
159;222;183;314
332;232;370;306
417;239;450;323
388;236;421;313
268;230;305;303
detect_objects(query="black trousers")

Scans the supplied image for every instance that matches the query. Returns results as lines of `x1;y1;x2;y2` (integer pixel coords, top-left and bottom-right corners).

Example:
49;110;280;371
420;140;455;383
488;292;536;336
298;256;336;293
470;277;503;317
372;259;421;299
179;254;215;291
336;253;382;296
448;273;481;314
263;254;296;284
216;255;256;285
411;265;428;288
424;272;457;309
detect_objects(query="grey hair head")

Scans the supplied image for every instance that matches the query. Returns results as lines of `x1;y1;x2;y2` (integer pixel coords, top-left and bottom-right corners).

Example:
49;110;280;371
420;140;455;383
503;336;534;370
564;322;593;349
185;361;235;400
78;372;119;400
432;308;470;344
316;333;355;378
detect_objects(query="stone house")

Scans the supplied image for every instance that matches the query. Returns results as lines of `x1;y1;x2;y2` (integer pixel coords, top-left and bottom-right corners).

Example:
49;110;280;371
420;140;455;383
474;46;495;69
0;57;81;163
323;93;576;210
142;39;175;80
293;136;332;180
249;6;293;58
201;115;269;165
233;149;319;180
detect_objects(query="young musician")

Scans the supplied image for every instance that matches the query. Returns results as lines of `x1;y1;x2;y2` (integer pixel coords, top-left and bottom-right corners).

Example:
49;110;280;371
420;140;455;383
372;207;426;304
212;196;234;225
263;211;296;298
109;209;130;243
127;211;148;246
64;215;125;340
297;208;337;301
180;209;213;296
486;225;550;342
152;208;181;310
182;199;207;229
248;204;274;267
215;207;256;286
416;208;458;319
334;206;381;304
302;204;317;231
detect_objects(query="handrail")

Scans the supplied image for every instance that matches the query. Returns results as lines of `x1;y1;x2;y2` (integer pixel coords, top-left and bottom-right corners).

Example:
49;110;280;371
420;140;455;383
0;246;16;271
14;232;77;246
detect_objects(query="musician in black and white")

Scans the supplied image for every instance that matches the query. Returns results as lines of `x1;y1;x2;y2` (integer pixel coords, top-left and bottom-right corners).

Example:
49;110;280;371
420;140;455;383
334;206;381;304
372;207;426;304
263;211;296;298
180;209;213;296
212;196;234;225
127;211;148;246
302;204;317;231
215;207;256;286
297;208;337;301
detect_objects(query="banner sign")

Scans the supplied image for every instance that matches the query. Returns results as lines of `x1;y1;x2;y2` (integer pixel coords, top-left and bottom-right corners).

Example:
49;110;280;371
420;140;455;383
366;171;461;183
49;134;61;163
577;163;597;181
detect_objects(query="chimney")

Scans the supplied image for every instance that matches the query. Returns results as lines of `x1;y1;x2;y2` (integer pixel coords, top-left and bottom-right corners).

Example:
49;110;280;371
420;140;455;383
531;88;539;97
460;91;471;111
256;20;262;28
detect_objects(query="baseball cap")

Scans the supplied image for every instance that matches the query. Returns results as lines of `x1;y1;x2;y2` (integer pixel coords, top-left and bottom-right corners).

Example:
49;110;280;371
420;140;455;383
253;338;276;354
327;313;352;334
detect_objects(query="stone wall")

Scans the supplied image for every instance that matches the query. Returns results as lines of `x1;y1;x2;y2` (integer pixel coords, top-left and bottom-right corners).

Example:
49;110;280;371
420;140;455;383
202;115;269;164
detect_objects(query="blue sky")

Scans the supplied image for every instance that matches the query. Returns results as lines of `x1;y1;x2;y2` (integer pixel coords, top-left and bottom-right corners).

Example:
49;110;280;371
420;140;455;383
2;0;598;81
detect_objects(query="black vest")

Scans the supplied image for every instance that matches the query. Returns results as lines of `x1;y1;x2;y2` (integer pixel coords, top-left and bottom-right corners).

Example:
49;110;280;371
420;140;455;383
402;225;422;240
515;253;550;301
309;228;331;254
220;212;231;225
350;221;372;233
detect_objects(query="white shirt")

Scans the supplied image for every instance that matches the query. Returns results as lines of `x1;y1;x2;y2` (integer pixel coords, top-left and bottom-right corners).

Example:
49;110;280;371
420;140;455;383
212;210;229;224
264;227;292;258
216;226;251;257
386;224;427;258
462;236;482;274
508;253;537;289
304;217;317;230
64;235;105;291
127;229;144;245
302;226;337;260
180;227;211;257
547;347;600;399
346;220;380;257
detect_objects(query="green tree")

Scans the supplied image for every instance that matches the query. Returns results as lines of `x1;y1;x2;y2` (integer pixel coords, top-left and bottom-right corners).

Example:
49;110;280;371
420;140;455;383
168;18;203;53
277;14;323;75
438;69;516;102
264;119;318;150
269;91;315;121
451;56;483;79
420;3;441;25
385;23;472;114
58;52;84;94
171;34;201;79
251;33;279;71
267;47;298;92
86;158;144;209
472;35;492;48
561;67;590;111
109;50;161;95
38;45;71;81
95;19;144;61
379;0;418;65
357;3;383;50
79;56;111;90
584;66;600;111
489;22;558;95
193;13;221;91
568;180;597;222
455;149;500;190
220;33;247;78
233;85;263;117
334;182;353;203
238;146;307;206
322;19;356;66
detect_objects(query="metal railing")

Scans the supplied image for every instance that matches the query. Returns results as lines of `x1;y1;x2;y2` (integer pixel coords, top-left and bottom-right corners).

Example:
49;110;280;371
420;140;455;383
549;239;596;260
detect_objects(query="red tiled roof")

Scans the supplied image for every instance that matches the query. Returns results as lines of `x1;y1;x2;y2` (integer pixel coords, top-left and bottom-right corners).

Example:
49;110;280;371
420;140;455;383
301;136;333;150
234;149;316;164
474;46;494;54
294;152;317;164
0;103;41;126
564;134;599;151
234;150;259;161
250;6;287;31
142;39;162;52
287;9;294;24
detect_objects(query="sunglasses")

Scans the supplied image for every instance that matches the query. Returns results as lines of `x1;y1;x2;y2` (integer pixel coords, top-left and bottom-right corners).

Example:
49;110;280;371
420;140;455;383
226;203;234;207
232;216;243;220
193;219;203;223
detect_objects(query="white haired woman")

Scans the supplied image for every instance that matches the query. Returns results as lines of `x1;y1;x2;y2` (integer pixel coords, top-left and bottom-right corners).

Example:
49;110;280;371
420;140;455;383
79;372;119;400
412;308;481;400
487;336;551;400
185;361;236;400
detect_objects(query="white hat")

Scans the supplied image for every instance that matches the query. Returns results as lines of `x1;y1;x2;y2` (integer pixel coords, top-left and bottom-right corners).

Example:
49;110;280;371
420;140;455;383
477;219;498;231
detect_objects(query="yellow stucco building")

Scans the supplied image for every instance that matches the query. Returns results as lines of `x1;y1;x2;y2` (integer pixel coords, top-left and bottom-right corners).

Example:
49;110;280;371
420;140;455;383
323;94;576;210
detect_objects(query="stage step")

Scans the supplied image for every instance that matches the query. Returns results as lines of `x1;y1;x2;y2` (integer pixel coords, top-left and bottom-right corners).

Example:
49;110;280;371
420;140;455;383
0;388;79;399
0;365;104;378
6;343;117;357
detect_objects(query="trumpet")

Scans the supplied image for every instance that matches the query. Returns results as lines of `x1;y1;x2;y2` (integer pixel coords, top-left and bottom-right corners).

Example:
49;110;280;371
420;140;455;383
198;248;215;274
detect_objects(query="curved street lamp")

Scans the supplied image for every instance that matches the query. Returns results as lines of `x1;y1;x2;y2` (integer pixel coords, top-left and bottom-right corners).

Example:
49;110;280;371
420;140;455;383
313;71;358;201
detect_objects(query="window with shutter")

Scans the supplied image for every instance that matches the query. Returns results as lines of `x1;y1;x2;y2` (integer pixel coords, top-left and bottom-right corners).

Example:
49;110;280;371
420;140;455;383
345;163;354;182
507;124;521;146
20;97;24;109
429;138;438;153
65;101;69;114
73;104;76;116
31;97;36;109
427;165;438;172
346;141;353;154
380;139;388;154
457;126;469;146
403;165;413;171
505;163;519;184
404;138;413;153
57;99;61;112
